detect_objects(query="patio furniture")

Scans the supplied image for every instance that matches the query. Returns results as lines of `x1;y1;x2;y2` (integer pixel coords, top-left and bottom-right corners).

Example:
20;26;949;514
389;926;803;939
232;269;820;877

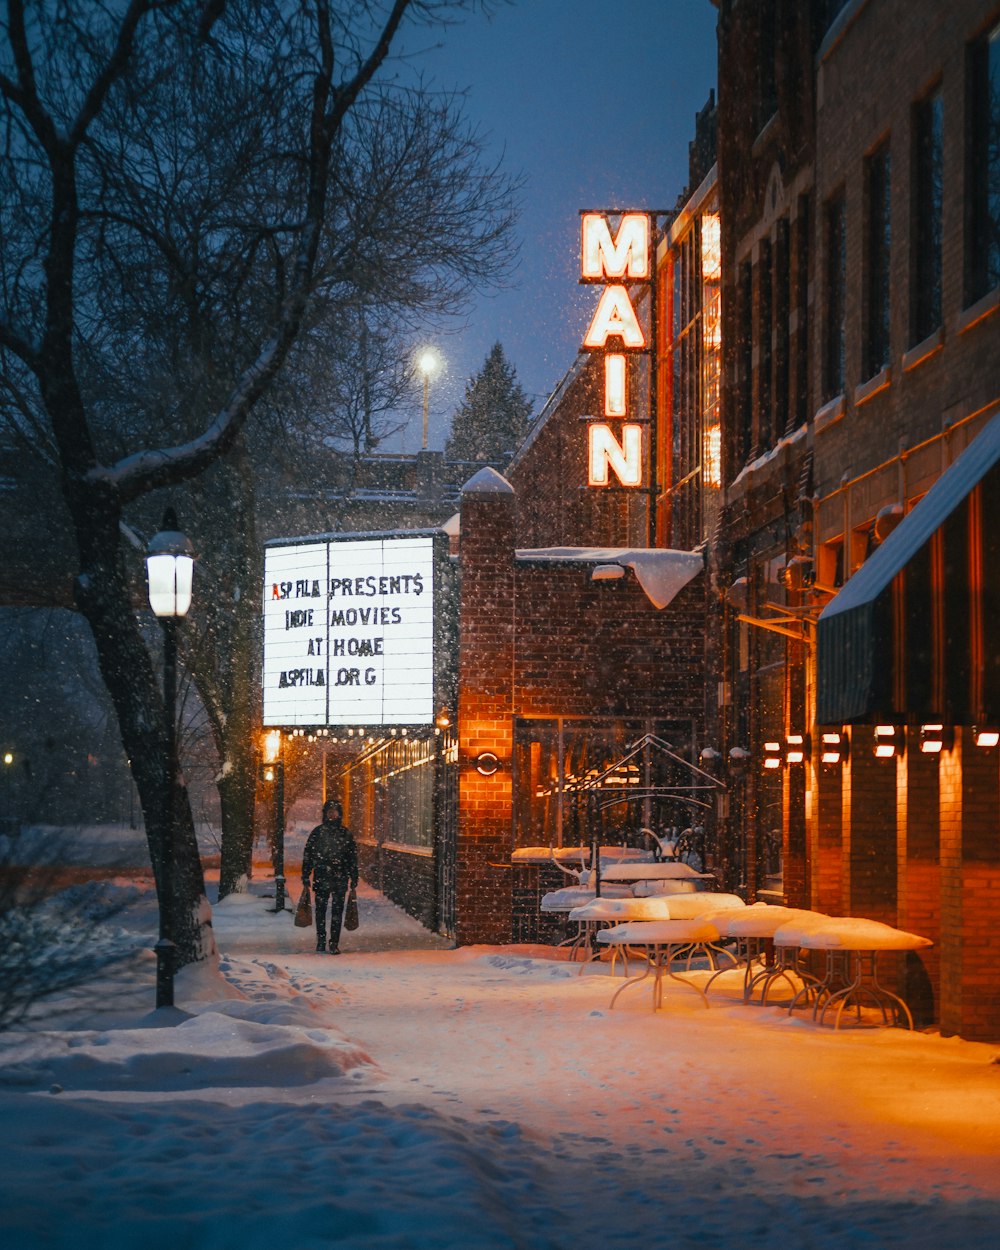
596;919;722;1011
777;917;933;1029
705;904;825;1002
567;895;673;972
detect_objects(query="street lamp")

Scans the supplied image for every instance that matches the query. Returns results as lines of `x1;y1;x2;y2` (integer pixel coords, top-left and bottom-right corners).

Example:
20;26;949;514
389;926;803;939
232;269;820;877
261;729;287;913
416;347;440;451
146;507;194;1010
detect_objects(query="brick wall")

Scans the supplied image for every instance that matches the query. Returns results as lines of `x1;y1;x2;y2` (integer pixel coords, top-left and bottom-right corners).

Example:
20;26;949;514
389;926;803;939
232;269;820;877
455;470;706;944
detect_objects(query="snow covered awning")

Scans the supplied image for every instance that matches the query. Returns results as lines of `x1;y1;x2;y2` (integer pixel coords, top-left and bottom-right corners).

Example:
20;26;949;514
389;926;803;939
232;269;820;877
515;547;704;610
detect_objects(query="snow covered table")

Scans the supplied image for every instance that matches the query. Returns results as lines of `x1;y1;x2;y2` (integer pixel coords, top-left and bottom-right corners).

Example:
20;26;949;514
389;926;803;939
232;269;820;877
773;917;933;1029
599;862;715;885
596;919;722;1011
567;895;673;973
705;904;825;1004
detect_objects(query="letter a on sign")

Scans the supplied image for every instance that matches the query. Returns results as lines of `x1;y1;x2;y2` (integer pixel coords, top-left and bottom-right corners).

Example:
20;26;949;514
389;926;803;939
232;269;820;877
588;423;643;487
583;286;645;349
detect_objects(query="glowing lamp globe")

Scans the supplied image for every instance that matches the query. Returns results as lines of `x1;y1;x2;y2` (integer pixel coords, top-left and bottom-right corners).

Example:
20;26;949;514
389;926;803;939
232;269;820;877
146;509;195;618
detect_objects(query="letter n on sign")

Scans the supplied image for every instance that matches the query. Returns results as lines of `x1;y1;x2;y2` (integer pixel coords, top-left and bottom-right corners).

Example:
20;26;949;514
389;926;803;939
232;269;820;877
588;423;643;487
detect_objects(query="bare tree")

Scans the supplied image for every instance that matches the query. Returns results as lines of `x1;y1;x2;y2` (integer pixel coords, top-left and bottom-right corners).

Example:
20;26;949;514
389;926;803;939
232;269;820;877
0;1;517;963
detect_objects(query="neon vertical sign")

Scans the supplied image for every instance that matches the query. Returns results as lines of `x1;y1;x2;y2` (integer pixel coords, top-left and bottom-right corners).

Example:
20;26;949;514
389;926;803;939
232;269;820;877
580;212;651;488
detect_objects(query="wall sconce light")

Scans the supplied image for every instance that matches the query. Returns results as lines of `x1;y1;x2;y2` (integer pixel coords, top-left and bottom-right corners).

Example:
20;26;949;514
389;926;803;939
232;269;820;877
974;726;1000;748
436;709;452;729
475;751;501;776
785;733;809;765
874;724;903;759
762;740;783;770
919;723;952;754
819;731;847;766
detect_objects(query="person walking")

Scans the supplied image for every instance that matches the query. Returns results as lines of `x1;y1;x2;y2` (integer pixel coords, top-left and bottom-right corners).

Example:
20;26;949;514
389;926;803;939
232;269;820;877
301;799;359;954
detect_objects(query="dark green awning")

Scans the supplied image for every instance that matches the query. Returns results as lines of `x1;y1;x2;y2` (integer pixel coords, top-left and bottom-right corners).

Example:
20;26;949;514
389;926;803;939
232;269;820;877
816;413;1000;725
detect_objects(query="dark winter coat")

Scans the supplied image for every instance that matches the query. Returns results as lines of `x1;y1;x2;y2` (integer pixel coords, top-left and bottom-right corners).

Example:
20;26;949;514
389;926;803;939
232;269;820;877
302;820;359;892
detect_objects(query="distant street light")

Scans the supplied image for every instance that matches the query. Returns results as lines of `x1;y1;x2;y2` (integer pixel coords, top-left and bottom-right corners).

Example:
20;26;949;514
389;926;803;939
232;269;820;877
146;507;194;1010
416;347;440;451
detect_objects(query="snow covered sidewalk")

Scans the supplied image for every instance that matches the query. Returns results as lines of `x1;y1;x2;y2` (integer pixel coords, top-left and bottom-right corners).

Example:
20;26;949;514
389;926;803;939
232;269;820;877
1;876;999;1249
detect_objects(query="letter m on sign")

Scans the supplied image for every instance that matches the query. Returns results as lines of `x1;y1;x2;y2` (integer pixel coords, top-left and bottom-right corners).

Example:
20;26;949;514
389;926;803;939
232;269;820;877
581;214;649;279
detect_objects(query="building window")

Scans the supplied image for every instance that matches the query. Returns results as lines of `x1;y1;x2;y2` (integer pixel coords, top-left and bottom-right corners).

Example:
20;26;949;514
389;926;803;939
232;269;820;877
864;140;892;378
792;193;811;428
774;218;790;438
965;20;1000;304
911;87;943;344
757;239;773;452
823;189;847;401
738;259;754;465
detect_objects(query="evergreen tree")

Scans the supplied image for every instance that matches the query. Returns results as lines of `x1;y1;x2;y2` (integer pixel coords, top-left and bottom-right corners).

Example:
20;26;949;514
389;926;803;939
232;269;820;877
446;343;532;464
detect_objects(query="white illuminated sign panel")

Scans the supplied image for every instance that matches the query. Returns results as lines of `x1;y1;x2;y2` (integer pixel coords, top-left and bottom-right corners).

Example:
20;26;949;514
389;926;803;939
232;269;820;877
262;535;435;727
580;210;651;489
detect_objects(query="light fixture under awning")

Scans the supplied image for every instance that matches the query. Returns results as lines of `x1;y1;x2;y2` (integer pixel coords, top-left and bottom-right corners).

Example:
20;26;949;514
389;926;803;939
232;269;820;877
816;412;1000;725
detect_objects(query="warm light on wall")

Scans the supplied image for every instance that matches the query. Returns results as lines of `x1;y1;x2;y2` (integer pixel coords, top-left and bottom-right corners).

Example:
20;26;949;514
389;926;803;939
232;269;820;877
583;285;646;350
262;729;282;764
874;724;903;758
701;213;721;282
588;423;643;487
581;213;649;279
820;731;847;766
604;353;627;416
974;726;1000;748
763;740;782;770
919;723;950;754
785;733;809;765
703;423;722;488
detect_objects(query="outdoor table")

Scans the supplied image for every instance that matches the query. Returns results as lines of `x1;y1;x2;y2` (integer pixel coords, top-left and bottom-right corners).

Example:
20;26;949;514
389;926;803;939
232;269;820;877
705;905;825;1002
779;918;933;1029
599;862;714;884
567;895;673;973
596;918;722;1011
539;884;632;951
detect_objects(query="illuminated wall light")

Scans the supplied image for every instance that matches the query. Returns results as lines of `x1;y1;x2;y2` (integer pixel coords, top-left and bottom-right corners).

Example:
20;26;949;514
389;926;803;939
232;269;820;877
763;740;783;770
588;423;643;486
820;731;847;766
604;353;627;416
918;724;950;754
785;733;809;765
701;212;722;282
974;726;1000;748
874;724;903;759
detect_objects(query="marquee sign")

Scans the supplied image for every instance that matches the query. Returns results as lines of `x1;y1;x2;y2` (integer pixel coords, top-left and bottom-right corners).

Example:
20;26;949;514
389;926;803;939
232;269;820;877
262;534;437;727
580;212;652;488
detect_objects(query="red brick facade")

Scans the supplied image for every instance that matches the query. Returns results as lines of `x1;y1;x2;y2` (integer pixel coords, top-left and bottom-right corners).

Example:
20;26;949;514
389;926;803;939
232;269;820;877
454;470;706;944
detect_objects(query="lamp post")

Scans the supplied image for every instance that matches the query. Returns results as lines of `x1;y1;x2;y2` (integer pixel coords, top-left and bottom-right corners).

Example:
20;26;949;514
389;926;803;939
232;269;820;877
261;729;286;912
417;348;439;451
146;507;194;1010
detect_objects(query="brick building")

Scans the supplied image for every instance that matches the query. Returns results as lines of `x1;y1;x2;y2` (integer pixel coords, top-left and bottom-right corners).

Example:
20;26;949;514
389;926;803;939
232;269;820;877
710;0;1000;1040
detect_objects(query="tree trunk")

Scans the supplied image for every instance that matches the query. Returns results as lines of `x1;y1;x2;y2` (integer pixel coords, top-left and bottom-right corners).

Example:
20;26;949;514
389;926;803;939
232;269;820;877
70;487;213;970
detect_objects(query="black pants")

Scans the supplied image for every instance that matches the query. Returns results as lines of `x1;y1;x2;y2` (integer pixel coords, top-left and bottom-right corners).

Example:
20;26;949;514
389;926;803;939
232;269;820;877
314;877;349;949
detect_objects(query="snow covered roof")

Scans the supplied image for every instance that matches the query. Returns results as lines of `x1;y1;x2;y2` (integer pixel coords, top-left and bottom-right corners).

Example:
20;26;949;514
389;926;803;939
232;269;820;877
514;546;704;609
461;466;514;495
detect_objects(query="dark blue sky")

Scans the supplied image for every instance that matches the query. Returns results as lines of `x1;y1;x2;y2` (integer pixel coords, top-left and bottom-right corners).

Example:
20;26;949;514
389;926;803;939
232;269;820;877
395;1;718;452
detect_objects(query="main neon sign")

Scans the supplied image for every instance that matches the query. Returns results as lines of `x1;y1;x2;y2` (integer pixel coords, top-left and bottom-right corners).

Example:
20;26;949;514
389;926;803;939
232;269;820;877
580;212;651;488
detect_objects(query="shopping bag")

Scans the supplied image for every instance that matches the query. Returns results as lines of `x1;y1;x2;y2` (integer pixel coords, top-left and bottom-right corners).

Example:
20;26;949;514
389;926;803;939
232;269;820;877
344;888;359;931
294;887;313;928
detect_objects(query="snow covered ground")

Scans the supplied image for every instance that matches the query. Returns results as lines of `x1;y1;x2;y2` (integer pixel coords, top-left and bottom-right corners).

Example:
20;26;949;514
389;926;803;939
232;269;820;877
2;852;999;1249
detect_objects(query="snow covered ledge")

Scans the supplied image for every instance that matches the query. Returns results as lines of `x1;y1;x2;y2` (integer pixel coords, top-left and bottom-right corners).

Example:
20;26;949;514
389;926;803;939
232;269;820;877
515;547;704;610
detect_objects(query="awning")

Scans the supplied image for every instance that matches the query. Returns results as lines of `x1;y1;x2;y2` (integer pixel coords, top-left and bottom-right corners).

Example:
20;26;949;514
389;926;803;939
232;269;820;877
816;413;1000;724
